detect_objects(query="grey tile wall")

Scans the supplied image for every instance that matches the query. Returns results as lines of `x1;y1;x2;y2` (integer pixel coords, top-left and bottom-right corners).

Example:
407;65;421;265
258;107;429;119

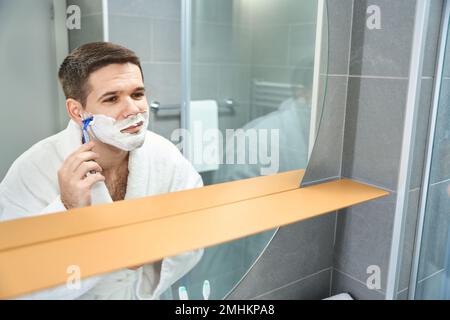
329;0;421;300
67;0;104;51
253;268;331;300
342;77;408;191
108;16;152;62
331;269;385;300
334;193;397;293
349;0;416;77
226;213;335;300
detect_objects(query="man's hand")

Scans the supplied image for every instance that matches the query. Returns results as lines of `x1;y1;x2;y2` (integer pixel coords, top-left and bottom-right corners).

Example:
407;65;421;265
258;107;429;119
58;141;105;210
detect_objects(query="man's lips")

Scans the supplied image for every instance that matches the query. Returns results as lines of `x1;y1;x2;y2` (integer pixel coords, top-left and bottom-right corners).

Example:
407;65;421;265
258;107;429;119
121;121;144;133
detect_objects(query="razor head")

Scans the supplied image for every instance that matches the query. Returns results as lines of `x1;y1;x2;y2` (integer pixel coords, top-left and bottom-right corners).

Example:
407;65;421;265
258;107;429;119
81;112;96;144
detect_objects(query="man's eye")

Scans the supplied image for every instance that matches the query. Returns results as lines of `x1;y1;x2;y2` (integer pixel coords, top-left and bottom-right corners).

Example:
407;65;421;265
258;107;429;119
104;96;118;103
132;92;145;99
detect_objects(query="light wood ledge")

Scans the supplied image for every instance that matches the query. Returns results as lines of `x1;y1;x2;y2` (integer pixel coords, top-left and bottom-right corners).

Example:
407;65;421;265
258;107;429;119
0;169;389;299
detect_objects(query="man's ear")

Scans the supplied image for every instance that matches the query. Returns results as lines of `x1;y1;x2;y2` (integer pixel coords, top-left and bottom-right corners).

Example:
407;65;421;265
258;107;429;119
66;98;84;126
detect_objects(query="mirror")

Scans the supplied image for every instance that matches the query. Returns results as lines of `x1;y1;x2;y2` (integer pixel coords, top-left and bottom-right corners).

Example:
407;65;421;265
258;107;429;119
0;0;328;299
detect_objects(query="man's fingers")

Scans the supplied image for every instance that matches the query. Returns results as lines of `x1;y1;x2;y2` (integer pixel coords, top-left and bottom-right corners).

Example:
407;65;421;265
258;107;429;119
82;172;106;190
68;151;101;173
64;142;96;169
75;161;103;180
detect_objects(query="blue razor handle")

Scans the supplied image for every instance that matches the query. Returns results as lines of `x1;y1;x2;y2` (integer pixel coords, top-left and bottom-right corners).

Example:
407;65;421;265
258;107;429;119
81;116;98;176
81;116;94;144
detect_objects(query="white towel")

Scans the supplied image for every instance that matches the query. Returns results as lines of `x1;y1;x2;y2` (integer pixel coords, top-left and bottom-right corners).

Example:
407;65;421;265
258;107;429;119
0;120;204;300
188;100;220;173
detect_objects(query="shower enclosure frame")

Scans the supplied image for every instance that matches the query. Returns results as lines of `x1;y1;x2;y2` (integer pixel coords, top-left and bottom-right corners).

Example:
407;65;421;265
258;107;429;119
386;0;450;300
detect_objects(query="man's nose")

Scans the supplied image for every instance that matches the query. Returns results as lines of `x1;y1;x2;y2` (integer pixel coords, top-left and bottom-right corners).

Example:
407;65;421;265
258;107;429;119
123;97;144;117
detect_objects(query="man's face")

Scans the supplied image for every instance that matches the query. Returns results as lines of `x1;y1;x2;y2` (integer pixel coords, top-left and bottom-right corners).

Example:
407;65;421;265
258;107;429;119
83;63;148;133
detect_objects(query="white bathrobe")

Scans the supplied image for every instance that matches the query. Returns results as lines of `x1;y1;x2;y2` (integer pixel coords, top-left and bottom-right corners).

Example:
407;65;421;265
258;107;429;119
0;120;204;300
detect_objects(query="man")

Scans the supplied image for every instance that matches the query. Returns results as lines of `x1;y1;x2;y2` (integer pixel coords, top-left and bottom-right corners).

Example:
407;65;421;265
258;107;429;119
0;42;204;299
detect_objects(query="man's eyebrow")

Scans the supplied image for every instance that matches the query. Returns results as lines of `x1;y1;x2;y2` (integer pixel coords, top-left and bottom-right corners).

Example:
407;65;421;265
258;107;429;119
97;87;146;102
97;91;119;102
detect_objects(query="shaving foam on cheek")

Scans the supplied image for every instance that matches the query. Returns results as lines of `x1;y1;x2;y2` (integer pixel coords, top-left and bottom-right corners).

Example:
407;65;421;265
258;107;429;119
89;111;149;151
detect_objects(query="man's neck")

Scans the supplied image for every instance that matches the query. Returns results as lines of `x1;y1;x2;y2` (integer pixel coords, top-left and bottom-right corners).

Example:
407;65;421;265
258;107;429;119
92;140;129;173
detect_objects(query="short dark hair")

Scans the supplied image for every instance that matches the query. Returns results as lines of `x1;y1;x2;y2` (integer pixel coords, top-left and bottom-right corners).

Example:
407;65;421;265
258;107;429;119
58;42;144;106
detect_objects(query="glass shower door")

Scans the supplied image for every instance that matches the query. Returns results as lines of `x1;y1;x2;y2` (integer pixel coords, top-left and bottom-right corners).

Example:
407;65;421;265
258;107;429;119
412;3;450;299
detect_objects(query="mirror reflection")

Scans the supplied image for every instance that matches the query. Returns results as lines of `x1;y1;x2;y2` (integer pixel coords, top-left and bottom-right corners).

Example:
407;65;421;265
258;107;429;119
0;0;327;299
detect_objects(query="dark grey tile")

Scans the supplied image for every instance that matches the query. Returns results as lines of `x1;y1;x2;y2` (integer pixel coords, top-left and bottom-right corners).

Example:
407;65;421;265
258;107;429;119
417;181;450;281
334;193;397;291
109;15;152;62
430;79;450;184
342;77;408;191
331;269;385;300
410;79;433;190
349;0;416;77
226;213;335;299
326;0;353;75
142;62;181;105
422;0;444;78
68;15;103;51
302;76;347;186
152;19;181;62
68;0;103;15
253;269;331;300
108;0;180;19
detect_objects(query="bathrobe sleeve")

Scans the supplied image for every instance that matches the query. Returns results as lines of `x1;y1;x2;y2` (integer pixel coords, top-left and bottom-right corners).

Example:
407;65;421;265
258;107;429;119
0;145;105;300
136;146;205;300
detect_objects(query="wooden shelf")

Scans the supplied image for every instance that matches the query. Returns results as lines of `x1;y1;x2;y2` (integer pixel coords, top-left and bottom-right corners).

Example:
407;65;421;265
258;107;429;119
0;169;389;299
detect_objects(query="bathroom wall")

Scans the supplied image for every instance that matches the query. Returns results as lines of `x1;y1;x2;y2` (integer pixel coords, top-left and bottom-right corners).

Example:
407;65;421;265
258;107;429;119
0;0;61;181
67;0;103;50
